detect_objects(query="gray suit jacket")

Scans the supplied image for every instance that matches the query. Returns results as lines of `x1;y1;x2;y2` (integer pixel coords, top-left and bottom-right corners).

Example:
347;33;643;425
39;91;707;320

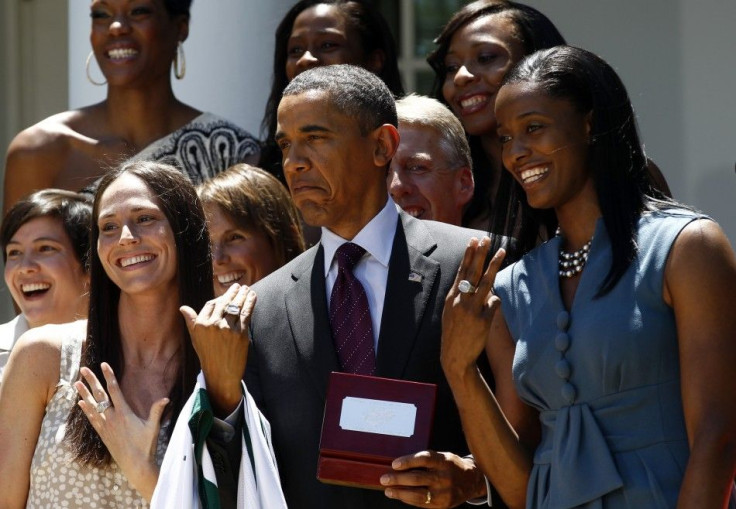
246;211;499;508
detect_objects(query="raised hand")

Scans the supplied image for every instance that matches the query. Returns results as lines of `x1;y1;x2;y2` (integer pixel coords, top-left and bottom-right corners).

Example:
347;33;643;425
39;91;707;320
75;362;167;501
381;450;486;507
180;283;257;416
441;237;505;378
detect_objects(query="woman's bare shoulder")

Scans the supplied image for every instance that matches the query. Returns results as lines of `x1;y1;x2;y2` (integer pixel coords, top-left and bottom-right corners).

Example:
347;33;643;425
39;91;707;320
3;106;107;210
7;107;101;155
12;320;86;363
4;321;86;400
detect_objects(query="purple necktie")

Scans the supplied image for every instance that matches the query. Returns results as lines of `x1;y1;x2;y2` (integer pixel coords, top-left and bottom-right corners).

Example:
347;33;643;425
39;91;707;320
329;242;376;375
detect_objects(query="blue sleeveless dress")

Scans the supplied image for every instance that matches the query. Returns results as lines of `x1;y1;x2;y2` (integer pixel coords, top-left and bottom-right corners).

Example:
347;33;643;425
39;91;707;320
495;209;732;508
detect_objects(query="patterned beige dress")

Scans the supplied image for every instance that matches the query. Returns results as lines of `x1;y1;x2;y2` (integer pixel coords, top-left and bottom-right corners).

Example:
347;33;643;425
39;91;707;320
27;327;169;508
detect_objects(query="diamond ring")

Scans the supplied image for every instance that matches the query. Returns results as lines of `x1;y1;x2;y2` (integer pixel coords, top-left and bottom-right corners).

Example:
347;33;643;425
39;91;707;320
457;279;477;294
224;303;241;316
95;400;112;413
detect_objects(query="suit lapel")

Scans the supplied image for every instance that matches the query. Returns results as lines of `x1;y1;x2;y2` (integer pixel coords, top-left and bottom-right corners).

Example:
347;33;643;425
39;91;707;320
376;212;440;378
284;245;339;400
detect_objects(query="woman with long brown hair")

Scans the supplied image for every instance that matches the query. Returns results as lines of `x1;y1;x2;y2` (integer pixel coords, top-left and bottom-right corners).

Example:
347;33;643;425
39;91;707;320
0;161;257;507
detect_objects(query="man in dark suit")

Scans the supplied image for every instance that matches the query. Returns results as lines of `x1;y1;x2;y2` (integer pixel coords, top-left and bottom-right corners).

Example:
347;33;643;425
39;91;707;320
246;65;497;508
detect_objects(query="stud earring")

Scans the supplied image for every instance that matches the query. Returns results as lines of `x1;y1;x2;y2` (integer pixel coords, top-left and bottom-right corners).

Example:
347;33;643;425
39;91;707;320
85;51;107;86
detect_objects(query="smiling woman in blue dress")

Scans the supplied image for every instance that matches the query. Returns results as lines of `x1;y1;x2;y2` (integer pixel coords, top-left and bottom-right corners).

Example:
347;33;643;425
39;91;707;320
441;46;736;508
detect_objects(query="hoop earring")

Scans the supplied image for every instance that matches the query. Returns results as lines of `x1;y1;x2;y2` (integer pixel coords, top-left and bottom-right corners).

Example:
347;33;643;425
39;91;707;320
85;51;107;86
173;41;186;80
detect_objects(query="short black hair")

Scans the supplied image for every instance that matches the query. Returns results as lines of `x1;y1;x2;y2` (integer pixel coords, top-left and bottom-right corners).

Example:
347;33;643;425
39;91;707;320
163;0;192;17
1;189;93;268
282;64;397;135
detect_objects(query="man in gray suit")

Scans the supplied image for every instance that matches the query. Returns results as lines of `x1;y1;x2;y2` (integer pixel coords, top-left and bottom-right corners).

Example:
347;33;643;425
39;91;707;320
246;65;498;508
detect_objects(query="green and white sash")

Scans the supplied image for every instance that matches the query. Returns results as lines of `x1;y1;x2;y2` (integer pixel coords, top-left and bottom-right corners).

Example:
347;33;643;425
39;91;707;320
151;372;287;509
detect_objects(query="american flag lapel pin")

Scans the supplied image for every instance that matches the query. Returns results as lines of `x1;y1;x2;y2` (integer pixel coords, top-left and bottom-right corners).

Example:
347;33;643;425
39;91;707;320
408;271;423;283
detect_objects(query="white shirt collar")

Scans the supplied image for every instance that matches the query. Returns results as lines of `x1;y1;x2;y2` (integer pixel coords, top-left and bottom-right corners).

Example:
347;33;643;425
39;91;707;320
322;197;399;275
0;314;29;351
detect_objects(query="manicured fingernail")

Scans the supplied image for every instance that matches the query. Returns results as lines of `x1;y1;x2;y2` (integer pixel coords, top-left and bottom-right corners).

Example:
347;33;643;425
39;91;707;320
380;475;390;485
392;459;402;468
385;488;395;498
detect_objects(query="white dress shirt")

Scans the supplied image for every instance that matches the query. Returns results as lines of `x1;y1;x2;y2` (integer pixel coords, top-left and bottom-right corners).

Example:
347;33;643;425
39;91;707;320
321;197;399;353
0;314;29;382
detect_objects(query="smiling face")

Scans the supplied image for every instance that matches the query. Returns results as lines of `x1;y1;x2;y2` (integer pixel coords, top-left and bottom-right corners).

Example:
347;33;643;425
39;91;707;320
495;81;595;212
96;173;178;297
204;204;279;297
4;217;89;328
89;0;187;87
441;13;525;138
276;89;394;239
285;4;374;82
388;124;473;225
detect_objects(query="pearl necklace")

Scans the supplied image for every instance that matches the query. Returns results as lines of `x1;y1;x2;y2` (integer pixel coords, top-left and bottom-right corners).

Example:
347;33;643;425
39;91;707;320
557;229;593;278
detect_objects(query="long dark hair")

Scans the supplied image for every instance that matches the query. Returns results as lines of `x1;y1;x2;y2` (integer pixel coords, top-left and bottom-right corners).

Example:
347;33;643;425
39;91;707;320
259;0;404;183
503;46;674;295
66;161;213;466
427;0;565;261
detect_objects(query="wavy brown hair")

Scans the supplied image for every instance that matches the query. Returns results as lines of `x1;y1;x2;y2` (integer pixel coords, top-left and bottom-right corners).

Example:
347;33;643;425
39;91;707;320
197;164;305;269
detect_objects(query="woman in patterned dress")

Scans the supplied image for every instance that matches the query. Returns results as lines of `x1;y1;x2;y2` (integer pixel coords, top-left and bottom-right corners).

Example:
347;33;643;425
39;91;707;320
3;0;259;214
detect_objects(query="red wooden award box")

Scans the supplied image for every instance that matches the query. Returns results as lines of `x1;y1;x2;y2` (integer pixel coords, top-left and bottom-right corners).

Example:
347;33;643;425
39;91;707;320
317;372;437;489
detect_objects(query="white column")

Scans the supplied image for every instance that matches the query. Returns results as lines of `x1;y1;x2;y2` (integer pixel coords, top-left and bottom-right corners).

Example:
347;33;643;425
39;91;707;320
68;0;293;137
679;0;736;243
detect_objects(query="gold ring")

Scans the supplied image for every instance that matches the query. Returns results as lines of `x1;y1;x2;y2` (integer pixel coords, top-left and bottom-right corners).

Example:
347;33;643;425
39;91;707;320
425;489;431;505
